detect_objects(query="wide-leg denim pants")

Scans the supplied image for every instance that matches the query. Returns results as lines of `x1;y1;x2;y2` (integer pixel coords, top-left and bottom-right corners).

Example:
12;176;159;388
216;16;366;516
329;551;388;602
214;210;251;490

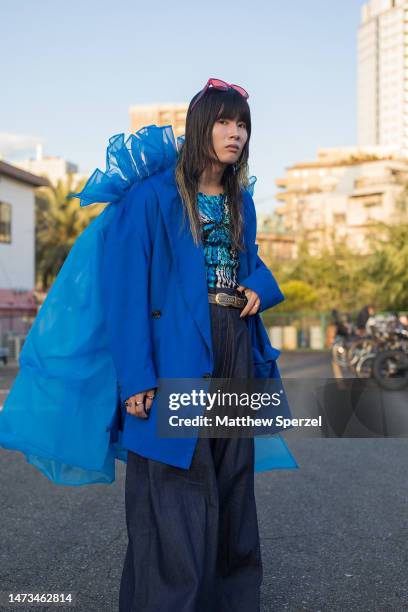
119;288;263;612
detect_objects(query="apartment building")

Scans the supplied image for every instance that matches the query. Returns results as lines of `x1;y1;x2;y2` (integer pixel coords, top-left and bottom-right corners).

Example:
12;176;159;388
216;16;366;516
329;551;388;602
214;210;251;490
130;103;188;137
358;0;408;155
274;147;408;254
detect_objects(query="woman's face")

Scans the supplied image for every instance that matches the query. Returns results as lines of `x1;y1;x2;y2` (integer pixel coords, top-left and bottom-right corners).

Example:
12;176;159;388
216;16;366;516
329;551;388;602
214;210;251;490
210;116;248;166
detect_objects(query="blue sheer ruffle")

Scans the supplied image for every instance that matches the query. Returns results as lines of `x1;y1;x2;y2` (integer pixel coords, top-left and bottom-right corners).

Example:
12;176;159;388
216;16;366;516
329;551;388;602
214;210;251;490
0;124;296;486
70;124;183;207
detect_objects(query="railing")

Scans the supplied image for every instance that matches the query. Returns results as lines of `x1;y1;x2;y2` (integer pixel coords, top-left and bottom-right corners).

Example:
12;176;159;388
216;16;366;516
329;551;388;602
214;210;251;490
261;310;408;351
261;311;331;350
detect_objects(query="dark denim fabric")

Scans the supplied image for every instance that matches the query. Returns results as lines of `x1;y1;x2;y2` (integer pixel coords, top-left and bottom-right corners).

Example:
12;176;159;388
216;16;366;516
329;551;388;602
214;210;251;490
119;291;262;612
208;287;255;379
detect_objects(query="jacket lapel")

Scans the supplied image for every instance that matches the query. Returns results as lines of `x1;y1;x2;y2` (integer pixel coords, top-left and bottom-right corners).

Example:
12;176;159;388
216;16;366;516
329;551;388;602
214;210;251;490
150;168;252;356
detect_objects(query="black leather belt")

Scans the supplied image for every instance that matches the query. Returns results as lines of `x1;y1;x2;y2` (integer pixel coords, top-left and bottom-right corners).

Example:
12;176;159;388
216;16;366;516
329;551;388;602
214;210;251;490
208;292;247;309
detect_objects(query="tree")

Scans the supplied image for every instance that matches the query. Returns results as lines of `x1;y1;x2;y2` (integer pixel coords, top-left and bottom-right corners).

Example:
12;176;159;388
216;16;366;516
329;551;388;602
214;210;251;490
264;238;377;314
273;280;317;312
35;174;104;290
366;222;408;311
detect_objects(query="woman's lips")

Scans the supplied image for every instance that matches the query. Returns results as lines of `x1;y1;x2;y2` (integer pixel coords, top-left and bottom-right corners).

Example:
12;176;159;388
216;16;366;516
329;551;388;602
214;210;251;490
226;146;240;152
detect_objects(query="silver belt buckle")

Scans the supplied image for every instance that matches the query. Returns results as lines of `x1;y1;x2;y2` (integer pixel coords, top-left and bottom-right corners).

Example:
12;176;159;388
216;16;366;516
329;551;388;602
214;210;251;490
215;292;236;307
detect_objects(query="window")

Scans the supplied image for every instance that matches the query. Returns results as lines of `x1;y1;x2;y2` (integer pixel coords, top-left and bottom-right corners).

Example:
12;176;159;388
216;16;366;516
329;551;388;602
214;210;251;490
0;202;12;243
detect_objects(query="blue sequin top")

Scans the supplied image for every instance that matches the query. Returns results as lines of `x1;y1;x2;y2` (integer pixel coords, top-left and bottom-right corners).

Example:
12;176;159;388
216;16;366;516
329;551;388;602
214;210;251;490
197;192;239;290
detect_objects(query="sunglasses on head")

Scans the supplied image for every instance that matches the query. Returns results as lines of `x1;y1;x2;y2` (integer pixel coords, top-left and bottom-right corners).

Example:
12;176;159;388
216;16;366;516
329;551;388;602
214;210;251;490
190;78;249;112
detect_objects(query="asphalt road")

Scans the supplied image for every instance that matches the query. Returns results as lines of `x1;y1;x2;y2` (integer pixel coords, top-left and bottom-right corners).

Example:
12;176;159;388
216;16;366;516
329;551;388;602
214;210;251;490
0;355;407;612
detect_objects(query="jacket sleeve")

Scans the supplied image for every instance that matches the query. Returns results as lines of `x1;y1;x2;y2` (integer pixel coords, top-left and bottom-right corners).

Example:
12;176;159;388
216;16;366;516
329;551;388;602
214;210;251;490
240;249;285;313
100;181;158;403
239;192;285;313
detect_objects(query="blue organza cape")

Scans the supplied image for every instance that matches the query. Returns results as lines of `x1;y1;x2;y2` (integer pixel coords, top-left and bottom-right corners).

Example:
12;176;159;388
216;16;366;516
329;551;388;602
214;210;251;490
0;124;298;486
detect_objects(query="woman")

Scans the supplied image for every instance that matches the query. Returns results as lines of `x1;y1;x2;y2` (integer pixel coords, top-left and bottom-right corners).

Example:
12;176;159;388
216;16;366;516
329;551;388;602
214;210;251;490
0;78;297;610
101;78;285;612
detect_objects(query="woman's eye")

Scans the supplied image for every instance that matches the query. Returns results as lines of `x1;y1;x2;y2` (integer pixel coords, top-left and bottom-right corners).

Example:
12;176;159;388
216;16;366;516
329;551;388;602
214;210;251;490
218;119;246;128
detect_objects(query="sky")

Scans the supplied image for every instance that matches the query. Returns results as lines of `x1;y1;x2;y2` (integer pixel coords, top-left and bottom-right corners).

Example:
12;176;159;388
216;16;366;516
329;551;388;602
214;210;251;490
1;0;366;213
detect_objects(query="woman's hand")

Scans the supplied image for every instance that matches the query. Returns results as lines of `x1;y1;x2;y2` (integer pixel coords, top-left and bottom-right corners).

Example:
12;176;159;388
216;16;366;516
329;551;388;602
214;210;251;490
237;285;261;318
125;388;157;419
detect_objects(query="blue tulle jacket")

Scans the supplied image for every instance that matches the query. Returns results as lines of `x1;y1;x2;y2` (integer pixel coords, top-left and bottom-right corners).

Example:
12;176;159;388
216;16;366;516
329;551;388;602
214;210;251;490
0;125;298;485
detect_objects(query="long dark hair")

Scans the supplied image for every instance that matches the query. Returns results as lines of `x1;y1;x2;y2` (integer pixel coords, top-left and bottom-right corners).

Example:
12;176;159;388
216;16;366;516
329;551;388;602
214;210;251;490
175;87;252;250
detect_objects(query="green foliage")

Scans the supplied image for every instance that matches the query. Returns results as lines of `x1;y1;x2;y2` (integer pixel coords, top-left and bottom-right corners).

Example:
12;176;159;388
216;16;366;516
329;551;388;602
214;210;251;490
273;280;317;312
35;174;105;290
264;223;408;313
366;222;408;311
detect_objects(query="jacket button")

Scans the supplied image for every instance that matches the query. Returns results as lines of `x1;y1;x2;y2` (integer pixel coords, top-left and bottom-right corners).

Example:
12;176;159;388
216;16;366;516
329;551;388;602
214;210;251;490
151;310;161;318
203;372;212;379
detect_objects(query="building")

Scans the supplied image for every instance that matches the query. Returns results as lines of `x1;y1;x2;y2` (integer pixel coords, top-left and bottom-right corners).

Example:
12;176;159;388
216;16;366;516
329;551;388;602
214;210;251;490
14;144;87;188
256;214;297;260
256;231;297;261
0;161;47;356
274;147;408;255
0;160;48;290
268;0;408;258
358;0;408;155
130;103;188;137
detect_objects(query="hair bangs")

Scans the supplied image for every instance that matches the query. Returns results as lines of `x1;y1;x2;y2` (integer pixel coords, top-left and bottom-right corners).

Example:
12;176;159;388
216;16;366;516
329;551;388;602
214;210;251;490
214;90;251;126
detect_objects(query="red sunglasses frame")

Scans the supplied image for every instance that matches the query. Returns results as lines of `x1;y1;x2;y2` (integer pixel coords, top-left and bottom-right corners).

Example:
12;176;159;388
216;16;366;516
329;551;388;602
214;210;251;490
190;78;249;112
